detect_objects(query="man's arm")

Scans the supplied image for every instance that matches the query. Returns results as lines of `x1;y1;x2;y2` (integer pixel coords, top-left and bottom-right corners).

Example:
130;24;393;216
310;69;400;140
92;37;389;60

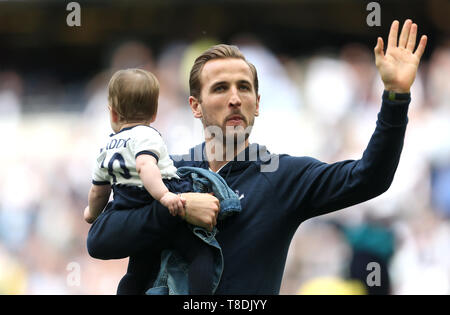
87;192;219;259
300;91;411;219
87;199;177;259
276;91;410;222
276;20;427;222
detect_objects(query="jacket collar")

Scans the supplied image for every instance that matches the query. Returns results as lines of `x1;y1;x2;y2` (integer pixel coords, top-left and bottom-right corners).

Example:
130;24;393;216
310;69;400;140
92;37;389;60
184;142;272;174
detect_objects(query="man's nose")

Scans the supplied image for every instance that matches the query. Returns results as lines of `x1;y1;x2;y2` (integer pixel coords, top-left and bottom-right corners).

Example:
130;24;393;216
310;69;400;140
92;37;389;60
229;87;242;107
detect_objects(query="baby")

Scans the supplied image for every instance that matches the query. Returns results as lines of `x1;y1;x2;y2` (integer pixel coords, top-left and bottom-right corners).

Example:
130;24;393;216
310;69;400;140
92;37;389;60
84;68;216;294
84;69;185;223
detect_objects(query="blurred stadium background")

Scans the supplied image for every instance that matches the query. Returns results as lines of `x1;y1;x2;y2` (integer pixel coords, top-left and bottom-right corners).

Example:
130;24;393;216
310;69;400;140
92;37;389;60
0;0;449;294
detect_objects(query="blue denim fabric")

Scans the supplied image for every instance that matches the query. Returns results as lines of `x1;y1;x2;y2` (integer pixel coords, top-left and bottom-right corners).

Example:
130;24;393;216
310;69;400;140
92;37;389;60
177;166;242;220
146;166;241;295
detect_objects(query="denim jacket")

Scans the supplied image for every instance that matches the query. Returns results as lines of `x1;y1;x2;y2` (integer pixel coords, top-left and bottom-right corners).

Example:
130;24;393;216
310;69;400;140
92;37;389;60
146;166;242;295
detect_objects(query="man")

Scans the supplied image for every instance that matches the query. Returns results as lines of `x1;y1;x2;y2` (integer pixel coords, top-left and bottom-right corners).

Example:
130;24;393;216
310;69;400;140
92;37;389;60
87;20;427;294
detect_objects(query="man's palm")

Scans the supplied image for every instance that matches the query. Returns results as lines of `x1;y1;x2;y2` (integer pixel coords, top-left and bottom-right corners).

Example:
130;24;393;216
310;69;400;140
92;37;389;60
374;20;427;93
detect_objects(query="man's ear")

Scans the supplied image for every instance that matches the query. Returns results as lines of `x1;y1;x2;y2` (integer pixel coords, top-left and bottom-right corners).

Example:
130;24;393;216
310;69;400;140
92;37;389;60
255;94;260;117
189;96;202;119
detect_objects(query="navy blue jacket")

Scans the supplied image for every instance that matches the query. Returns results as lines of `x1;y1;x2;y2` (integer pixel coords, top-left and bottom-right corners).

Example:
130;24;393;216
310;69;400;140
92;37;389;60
87;91;410;294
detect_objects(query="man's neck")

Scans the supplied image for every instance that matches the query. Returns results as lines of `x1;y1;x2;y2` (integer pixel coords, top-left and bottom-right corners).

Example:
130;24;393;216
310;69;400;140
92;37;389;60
205;139;248;172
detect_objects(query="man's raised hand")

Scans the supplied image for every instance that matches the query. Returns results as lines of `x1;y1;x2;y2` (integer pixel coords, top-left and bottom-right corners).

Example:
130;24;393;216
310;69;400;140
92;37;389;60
374;19;427;93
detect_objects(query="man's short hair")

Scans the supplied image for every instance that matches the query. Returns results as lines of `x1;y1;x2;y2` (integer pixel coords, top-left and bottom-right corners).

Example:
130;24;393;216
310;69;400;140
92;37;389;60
108;68;159;122
189;44;259;101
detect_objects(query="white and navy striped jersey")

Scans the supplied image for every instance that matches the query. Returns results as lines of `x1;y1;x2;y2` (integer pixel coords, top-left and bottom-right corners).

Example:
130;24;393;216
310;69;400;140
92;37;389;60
92;125;179;187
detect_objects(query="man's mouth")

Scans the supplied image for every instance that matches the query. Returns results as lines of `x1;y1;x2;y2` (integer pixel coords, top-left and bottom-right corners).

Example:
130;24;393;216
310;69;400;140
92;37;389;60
226;115;245;126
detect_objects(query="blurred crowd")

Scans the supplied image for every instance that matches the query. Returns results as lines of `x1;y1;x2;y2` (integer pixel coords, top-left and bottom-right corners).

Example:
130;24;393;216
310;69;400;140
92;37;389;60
0;35;449;294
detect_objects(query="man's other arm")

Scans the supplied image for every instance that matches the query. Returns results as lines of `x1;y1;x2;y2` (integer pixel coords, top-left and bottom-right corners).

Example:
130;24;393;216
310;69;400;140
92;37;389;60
87;201;178;259
87;192;219;259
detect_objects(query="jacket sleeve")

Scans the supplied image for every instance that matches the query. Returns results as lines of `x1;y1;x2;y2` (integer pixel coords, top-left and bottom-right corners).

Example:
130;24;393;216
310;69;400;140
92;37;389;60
275;91;411;223
87;201;182;260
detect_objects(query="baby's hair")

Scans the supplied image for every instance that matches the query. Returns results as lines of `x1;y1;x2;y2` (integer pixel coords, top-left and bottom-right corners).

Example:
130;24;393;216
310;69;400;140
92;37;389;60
108;68;159;122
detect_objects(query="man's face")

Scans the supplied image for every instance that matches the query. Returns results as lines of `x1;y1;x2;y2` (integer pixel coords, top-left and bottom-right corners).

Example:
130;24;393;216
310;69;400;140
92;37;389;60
191;58;260;146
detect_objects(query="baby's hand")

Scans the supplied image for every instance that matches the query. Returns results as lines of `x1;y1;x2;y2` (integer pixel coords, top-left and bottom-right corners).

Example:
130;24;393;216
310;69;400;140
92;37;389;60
160;192;184;216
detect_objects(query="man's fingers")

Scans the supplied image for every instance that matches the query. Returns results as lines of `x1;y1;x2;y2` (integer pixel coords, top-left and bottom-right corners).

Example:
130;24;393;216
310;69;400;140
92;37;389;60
387;20;399;49
399;19;412;48
414;35;428;59
374;37;384;60
406;23;418;52
214;200;220;219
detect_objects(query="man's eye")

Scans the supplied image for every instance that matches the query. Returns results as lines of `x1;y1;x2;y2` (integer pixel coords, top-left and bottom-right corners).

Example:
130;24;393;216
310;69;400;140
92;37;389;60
214;86;225;92
240;85;250;91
